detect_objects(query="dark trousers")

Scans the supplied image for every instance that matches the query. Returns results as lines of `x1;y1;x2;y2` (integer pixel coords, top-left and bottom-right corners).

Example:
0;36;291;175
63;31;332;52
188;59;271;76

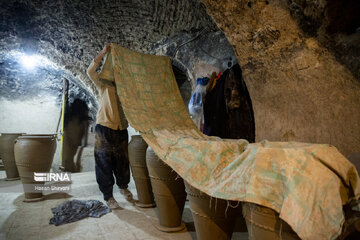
94;124;130;201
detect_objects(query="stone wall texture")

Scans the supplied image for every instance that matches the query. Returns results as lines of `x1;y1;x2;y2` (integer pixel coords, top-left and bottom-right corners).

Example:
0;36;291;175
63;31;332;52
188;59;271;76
201;0;360;156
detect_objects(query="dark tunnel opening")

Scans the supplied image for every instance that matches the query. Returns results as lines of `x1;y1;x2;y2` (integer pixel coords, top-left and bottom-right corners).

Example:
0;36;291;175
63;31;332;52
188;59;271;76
172;61;255;143
172;64;192;107
202;63;255;143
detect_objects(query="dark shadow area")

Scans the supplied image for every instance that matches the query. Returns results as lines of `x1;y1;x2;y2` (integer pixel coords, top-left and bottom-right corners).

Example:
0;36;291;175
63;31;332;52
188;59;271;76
172;64;192;107
233;206;248;233
287;0;360;82
203;64;255;142
183;207;196;232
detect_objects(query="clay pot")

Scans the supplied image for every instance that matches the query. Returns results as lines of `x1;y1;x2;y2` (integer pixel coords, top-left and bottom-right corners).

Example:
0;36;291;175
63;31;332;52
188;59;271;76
185;181;240;240
14;134;57;202
0;133;23;180
242;202;301;240
128;135;155;207
146;147;187;232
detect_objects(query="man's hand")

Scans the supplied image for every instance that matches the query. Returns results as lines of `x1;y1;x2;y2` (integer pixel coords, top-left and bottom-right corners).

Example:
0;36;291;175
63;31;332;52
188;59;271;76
103;43;111;53
94;43;111;63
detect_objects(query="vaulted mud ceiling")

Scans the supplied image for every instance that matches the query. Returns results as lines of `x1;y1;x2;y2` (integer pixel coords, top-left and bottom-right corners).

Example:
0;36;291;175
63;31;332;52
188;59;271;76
0;0;221;132
0;0;217;98
0;0;359;155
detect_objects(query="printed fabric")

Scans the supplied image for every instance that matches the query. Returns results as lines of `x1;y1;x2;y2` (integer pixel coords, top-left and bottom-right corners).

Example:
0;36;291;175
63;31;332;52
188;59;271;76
102;44;360;240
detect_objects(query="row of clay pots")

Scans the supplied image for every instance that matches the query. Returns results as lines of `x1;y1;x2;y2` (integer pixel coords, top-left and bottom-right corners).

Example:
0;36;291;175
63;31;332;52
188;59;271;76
128;135;303;239
128;135;243;239
1;132;302;237
128;135;187;232
0;133;57;202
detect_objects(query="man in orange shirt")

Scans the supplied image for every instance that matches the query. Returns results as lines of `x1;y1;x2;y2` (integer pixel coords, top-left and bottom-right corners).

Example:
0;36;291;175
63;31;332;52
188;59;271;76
87;44;133;209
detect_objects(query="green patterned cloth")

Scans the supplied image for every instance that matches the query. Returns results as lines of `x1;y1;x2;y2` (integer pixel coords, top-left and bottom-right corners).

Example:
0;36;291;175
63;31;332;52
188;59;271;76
101;44;360;240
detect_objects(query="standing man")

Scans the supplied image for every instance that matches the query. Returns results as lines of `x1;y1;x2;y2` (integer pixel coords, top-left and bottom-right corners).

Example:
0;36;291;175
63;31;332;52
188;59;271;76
87;43;133;209
62;98;90;173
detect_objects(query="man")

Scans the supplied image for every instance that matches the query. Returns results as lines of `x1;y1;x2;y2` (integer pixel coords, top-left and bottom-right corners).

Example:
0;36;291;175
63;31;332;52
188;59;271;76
61;98;89;173
87;43;133;209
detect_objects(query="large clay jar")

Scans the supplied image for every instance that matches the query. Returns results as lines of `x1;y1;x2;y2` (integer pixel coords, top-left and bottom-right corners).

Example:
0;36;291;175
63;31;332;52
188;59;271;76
146;147;187;232
14;134;57;202
185;181;240;240
242;202;301;240
0;133;23;180
128;135;155;207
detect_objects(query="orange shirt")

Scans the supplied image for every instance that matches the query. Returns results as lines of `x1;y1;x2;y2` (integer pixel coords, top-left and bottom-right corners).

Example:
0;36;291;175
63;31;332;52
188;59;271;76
87;56;128;130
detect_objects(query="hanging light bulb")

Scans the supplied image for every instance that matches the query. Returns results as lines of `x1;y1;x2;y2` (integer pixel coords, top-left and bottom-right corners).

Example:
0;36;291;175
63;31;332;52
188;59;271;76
20;55;38;69
6;50;58;72
19;53;53;70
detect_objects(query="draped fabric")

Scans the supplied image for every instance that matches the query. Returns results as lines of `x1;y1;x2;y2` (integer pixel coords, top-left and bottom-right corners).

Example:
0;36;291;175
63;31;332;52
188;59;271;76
100;43;360;240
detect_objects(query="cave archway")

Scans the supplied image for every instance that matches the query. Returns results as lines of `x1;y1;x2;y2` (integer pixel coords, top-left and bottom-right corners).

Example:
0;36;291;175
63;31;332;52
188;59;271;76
171;56;255;143
0;51;97;134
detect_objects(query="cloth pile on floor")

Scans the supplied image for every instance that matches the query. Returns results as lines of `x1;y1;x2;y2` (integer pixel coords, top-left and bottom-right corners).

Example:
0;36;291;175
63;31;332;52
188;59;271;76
49;200;110;226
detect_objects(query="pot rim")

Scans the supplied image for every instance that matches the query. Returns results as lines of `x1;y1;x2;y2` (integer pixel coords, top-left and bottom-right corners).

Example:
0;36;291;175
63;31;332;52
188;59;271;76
0;133;25;136
18;134;57;139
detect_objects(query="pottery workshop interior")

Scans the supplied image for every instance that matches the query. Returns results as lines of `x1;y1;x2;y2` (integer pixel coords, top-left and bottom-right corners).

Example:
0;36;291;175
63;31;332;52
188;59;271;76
0;0;360;240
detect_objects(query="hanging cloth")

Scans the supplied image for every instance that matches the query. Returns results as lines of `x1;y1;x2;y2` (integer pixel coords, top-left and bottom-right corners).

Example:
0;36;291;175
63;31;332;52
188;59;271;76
203;70;229;138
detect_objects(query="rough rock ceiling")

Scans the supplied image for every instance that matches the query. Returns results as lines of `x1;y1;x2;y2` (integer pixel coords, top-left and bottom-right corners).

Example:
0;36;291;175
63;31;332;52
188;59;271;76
0;0;217;101
1;0;358;101
287;0;360;80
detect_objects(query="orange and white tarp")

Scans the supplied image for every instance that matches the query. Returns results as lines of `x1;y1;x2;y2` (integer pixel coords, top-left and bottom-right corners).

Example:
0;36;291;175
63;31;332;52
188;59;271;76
100;43;360;240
